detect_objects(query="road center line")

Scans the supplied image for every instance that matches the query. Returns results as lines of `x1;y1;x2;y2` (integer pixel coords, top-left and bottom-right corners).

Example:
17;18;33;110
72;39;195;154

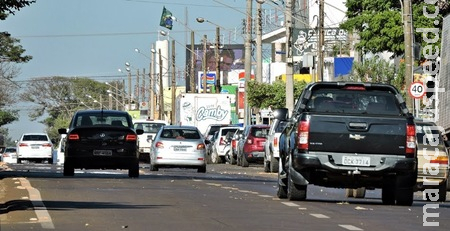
310;213;330;219
18;178;55;229
338;224;363;231
281;202;299;207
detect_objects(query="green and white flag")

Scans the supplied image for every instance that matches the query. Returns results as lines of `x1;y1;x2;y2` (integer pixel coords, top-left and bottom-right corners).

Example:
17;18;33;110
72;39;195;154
159;6;173;30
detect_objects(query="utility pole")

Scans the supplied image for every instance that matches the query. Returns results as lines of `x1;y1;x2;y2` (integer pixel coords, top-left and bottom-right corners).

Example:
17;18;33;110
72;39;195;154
203;34;208;93
215;26;221;93
136;68;140;107
171;40;176;124
244;0;253;126
318;0;324;81
108;87;113;110
127;70;132;110
190;31;196;93
115;81;119;110
158;49;164;120
403;0;414;111
149;44;155;119
142;68;146;105
256;1;263;83
285;0;294;113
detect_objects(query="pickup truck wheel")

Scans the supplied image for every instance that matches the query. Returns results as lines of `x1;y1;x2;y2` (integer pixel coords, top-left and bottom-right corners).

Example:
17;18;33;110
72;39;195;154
438;180;447;202
287;172;307;201
353;187;366;198
236;154;241;166
345;188;354;197
241;154;249;167
395;187;414;206
277;171;287;199
382;177;396;205
197;166;206;173
264;160;270;172
63;161;75;176
149;163;159;171
270;156;279;173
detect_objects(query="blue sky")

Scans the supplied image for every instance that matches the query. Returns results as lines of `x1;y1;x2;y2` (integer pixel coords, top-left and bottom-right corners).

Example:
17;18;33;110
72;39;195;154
2;0;250;140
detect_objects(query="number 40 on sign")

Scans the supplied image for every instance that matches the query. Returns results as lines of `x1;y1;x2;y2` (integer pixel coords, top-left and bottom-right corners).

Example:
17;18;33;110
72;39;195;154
409;82;425;99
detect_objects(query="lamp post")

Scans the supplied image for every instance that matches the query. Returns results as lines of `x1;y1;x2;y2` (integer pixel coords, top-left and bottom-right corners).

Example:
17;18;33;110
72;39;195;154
135;47;155;119
151;48;165;120
256;0;265;83
244;0;253;126
106;90;126;110
202;34;208;93
105;81;125;110
196;17;221;93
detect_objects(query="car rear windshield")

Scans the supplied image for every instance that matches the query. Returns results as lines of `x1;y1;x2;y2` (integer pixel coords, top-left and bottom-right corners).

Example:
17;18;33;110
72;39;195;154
251;128;269;138
23;135;49;141
75;114;129;127
161;129;201;139
134;123;165;133
307;89;401;115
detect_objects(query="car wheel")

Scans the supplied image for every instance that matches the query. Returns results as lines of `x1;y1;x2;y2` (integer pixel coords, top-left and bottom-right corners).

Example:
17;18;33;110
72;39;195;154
48;158;53;164
270;156;279;173
197;166;206;173
236;153;241;166
438;180;447;202
263;159;270;173
287;169;307;201
63;161;75;176
353;187;366;198
211;151;222;164
17;158;22;164
241;154;249;167
382;177;396;205
150;163;159;171
345;188;354;198
229;152;237;165
128;162;139;178
395;186;414;206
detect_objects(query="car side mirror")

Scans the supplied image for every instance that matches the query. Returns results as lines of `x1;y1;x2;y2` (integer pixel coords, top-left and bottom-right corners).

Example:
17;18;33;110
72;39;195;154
136;129;144;135
58;128;68;135
205;139;211;145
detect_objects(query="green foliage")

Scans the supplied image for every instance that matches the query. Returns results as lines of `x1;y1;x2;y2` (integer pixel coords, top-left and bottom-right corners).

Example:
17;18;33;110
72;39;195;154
341;0;449;59
0;0;36;19
0;109;18;127
247;80;307;109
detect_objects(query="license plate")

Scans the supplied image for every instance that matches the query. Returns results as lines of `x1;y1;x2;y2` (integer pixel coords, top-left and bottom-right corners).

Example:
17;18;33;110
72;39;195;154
93;150;112;156
342;156;370;166
31;147;39;149
174;147;187;152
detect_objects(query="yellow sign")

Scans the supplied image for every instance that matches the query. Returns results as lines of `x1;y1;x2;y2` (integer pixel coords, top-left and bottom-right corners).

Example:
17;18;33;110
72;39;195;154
276;74;312;82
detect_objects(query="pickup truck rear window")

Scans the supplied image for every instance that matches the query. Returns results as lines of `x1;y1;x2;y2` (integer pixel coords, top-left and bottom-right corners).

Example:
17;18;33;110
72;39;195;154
306;89;401;116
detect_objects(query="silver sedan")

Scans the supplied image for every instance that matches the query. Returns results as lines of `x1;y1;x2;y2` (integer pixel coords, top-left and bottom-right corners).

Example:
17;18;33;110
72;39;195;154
150;125;208;173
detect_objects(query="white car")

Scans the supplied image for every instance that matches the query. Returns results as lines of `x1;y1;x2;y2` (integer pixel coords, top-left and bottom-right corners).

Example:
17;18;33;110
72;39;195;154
16;133;53;164
264;119;287;173
133;119;169;162
210;126;240;164
1;147;18;164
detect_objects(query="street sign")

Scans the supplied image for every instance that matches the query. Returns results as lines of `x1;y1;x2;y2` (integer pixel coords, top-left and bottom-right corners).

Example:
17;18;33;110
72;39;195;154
409;81;425;99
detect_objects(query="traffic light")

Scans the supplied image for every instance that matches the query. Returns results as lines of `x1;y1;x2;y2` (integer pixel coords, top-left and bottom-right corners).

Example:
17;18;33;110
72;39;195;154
425;80;435;98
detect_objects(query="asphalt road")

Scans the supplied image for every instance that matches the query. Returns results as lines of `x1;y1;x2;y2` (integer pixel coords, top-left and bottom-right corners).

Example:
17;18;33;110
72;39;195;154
0;162;449;231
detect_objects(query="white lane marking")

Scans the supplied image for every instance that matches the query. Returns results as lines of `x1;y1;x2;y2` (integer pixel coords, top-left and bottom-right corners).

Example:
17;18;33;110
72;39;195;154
18;178;55;229
338;224;363;231
258;195;273;198
281;202;299;207
310;213;329;219
206;183;222;187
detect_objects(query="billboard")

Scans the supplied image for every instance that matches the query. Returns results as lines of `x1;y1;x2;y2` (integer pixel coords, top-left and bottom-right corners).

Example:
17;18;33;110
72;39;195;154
185;44;245;92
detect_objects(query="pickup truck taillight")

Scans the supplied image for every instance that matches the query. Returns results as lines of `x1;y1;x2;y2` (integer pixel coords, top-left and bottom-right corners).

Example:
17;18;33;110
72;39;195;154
68;134;79;140
297;121;310;150
274;137;278;147
405;124;416;157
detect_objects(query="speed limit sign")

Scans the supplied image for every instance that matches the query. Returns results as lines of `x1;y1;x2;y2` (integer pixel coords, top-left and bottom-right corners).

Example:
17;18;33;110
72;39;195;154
409;82;425;99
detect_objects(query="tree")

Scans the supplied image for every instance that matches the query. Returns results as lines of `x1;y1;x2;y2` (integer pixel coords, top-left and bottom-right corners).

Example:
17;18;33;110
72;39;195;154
0;0;35;128
247;80;307;109
341;0;449;59
21;77;115;141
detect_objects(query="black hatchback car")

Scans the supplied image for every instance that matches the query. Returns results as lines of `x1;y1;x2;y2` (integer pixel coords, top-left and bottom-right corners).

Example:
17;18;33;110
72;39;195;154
58;110;143;177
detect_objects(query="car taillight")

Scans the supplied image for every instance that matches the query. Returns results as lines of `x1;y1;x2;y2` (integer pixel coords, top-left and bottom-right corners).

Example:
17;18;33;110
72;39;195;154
18;143;28;147
155;141;164;149
68;134;79;140
232;140;236;148
274;137;278;147
42;143;52;147
126;134;138;141
297;120;310;150
406;124;416;157
197;143;206;150
430;156;449;165
219;137;225;145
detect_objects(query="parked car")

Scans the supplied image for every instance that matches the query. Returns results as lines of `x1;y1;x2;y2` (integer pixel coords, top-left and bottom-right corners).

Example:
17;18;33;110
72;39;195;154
16;133;53;164
58;110;143;177
150;125;208;173
415;119;449;201
210;126;240;164
1;147;17;164
227;127;244;165
203;124;230;142
237;124;270;167
133;119;169;162
264;119;288;173
205;131;218;164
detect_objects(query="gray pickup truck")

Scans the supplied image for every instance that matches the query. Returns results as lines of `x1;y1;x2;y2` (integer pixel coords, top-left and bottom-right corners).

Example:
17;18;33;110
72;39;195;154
275;82;418;206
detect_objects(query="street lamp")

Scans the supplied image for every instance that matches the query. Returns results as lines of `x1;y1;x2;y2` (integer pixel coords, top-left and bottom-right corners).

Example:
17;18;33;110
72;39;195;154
107;90;126;110
135;48;155;119
125;62;141;108
105;82;125;110
118;68;132;110
244;0;253;126
86;94;104;109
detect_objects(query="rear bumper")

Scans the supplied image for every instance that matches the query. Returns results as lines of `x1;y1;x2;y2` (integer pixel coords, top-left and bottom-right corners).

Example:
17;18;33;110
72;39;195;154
65;156;138;169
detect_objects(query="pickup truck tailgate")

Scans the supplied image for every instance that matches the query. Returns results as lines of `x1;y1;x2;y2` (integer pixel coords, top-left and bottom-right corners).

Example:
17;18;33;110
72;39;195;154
308;114;407;155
